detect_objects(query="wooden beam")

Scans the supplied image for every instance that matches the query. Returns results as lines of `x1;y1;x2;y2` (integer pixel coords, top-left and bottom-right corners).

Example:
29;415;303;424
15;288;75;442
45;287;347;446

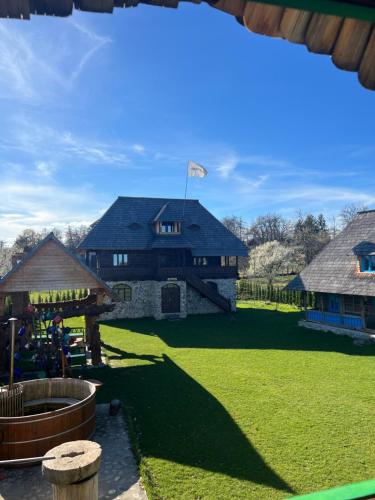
305;13;343;54
210;0;246;17
0;0;30;19
74;0;114;12
333;18;372;71
280;8;313;43
30;0;73;16
358;26;375;90
244;2;284;37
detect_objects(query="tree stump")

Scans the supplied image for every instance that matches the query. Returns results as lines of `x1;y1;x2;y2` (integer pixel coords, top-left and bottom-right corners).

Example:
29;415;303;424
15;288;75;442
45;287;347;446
42;440;102;500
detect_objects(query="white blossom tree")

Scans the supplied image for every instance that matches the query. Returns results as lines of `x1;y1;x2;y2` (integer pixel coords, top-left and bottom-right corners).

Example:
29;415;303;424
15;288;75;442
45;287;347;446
248;240;293;285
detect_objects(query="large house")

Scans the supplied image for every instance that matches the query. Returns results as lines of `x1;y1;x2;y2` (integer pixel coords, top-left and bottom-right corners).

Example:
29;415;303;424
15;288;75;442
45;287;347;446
78;197;248;320
287;210;375;335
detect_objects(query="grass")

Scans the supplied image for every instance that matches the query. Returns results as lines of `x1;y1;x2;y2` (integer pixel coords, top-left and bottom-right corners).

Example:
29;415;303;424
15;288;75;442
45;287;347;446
86;302;375;500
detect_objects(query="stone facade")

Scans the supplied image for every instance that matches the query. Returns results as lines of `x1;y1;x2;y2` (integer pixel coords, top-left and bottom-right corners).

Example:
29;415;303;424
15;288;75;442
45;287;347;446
100;278;237;321
186;279;237;315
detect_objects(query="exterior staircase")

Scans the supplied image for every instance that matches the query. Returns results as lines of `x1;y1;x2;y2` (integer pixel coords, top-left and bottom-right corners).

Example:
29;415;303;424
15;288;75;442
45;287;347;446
185;273;232;313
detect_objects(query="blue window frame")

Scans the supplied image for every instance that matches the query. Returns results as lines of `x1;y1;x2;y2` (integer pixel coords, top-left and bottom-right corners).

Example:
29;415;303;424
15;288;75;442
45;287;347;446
360;256;375;272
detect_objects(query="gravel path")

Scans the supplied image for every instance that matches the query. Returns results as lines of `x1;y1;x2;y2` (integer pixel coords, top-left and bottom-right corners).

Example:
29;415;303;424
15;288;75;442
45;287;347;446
0;404;148;500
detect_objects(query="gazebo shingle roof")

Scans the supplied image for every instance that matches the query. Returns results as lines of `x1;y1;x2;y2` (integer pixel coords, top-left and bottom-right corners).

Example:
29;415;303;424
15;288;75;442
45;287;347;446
287;210;375;297
1;1;375;90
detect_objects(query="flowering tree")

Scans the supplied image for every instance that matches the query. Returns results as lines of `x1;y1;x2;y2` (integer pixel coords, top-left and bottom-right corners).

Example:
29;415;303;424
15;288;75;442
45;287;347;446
248;240;293;285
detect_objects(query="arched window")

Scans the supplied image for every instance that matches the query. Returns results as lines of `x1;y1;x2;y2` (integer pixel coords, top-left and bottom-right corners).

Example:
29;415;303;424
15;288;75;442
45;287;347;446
113;284;132;302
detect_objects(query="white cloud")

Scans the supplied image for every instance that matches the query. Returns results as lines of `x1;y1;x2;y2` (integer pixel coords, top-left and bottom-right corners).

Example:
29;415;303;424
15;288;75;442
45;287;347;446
216;155;238;178
35;161;56;177
131;144;146;155
0;179;105;242
0;21;111;101
1;117;130;167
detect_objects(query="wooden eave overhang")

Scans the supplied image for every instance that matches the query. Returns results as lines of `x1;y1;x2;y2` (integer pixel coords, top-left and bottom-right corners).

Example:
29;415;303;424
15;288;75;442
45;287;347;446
3;1;374;90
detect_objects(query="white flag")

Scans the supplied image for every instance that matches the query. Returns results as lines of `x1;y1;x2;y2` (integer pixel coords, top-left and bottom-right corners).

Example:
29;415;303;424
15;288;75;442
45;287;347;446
188;160;207;178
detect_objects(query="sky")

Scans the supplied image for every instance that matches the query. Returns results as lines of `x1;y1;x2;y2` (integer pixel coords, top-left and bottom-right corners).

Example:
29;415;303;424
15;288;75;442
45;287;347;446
0;3;374;242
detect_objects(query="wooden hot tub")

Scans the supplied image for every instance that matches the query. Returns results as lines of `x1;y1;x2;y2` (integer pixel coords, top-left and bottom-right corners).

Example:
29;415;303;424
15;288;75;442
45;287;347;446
0;378;96;461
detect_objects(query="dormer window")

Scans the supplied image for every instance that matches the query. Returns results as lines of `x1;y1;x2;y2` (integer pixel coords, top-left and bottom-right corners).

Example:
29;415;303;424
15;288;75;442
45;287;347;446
156;221;181;234
360;256;375;272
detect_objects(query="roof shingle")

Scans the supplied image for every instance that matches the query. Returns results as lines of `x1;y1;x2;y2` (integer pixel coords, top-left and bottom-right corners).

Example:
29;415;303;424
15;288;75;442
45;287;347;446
79;196;248;256
287;210;375;297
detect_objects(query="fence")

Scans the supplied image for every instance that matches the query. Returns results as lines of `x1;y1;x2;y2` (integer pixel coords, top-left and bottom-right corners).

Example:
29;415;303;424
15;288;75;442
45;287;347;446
236;280;315;308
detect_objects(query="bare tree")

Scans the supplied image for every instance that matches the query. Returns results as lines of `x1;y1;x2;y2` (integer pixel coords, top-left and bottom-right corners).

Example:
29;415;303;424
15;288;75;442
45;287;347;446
13;229;43;252
250;214;290;245
221;216;248;241
248;241;293;285
64;225;90;250
339;203;368;228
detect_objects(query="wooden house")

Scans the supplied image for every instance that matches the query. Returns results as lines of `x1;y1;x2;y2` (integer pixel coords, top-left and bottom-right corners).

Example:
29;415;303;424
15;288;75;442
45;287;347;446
78;196;248;320
287;210;375;335
1;1;375;90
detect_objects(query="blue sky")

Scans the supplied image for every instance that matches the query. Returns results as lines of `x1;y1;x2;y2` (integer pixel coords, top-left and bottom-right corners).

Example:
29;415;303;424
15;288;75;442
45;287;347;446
0;3;374;242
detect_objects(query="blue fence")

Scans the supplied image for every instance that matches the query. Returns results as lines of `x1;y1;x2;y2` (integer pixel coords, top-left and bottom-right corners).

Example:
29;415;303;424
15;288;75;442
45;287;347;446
306;310;363;330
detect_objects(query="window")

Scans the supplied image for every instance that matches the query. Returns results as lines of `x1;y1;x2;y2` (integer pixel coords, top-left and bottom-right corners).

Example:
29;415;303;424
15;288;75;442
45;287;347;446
113;284;132;302
113;253;128;266
158;222;181;234
343;295;362;316
221;256;237;267
193;257;208;266
88;252;98;269
361;256;375;272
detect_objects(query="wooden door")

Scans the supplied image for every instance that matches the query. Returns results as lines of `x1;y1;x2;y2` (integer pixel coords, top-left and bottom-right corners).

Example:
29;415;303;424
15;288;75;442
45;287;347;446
161;284;180;313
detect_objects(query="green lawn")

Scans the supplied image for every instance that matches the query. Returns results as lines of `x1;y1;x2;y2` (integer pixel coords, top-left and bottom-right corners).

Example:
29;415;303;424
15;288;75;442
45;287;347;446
88;302;375;499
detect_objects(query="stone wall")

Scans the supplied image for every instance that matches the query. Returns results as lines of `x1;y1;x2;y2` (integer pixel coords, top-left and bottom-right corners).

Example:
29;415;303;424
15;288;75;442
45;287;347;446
186;279;237;315
100;280;187;321
101;278;236;321
101;281;154;320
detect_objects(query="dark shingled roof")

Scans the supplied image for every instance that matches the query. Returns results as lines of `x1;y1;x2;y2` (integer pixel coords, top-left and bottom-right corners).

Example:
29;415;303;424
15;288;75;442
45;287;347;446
79;196;248;257
287;210;375;297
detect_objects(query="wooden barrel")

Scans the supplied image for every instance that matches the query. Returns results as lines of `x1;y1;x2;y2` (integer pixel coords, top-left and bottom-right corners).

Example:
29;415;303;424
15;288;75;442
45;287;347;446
0;378;96;461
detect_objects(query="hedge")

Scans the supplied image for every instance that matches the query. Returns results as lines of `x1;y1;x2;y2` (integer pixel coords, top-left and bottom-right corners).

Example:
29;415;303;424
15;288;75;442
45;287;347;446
236;279;314;308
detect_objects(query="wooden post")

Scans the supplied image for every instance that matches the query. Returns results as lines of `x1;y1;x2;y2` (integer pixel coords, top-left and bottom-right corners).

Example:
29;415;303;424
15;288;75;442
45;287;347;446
43;440;102;500
85;315;92;346
8;318;17;389
90;321;102;366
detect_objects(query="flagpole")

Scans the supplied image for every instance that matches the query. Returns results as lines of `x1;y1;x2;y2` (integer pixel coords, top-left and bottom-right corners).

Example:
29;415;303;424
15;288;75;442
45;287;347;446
182;160;189;220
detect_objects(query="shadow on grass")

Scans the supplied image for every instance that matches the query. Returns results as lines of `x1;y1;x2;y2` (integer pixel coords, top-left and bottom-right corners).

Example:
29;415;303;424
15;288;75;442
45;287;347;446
101;307;375;356
90;353;293;494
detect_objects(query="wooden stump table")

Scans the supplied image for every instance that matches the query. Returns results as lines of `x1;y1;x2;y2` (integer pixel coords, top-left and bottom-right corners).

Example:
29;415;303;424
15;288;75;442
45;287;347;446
42;440;102;500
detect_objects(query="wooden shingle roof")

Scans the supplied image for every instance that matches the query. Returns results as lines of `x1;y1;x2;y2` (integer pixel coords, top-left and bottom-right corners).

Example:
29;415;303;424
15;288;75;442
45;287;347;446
78;196;249;256
1;1;375;90
287;210;375;297
0;232;118;297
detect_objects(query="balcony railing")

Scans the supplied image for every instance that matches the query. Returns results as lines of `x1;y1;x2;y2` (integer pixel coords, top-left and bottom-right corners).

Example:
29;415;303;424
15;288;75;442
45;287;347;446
92;265;238;282
306;310;364;330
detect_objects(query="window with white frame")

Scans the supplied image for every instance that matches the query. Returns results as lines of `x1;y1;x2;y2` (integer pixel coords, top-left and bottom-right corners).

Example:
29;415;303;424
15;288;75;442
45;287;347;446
113;253;128;266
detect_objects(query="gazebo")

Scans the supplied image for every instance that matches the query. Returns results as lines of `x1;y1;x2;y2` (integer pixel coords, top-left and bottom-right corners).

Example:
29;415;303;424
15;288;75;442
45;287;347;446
0;233;118;374
0;1;374;90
